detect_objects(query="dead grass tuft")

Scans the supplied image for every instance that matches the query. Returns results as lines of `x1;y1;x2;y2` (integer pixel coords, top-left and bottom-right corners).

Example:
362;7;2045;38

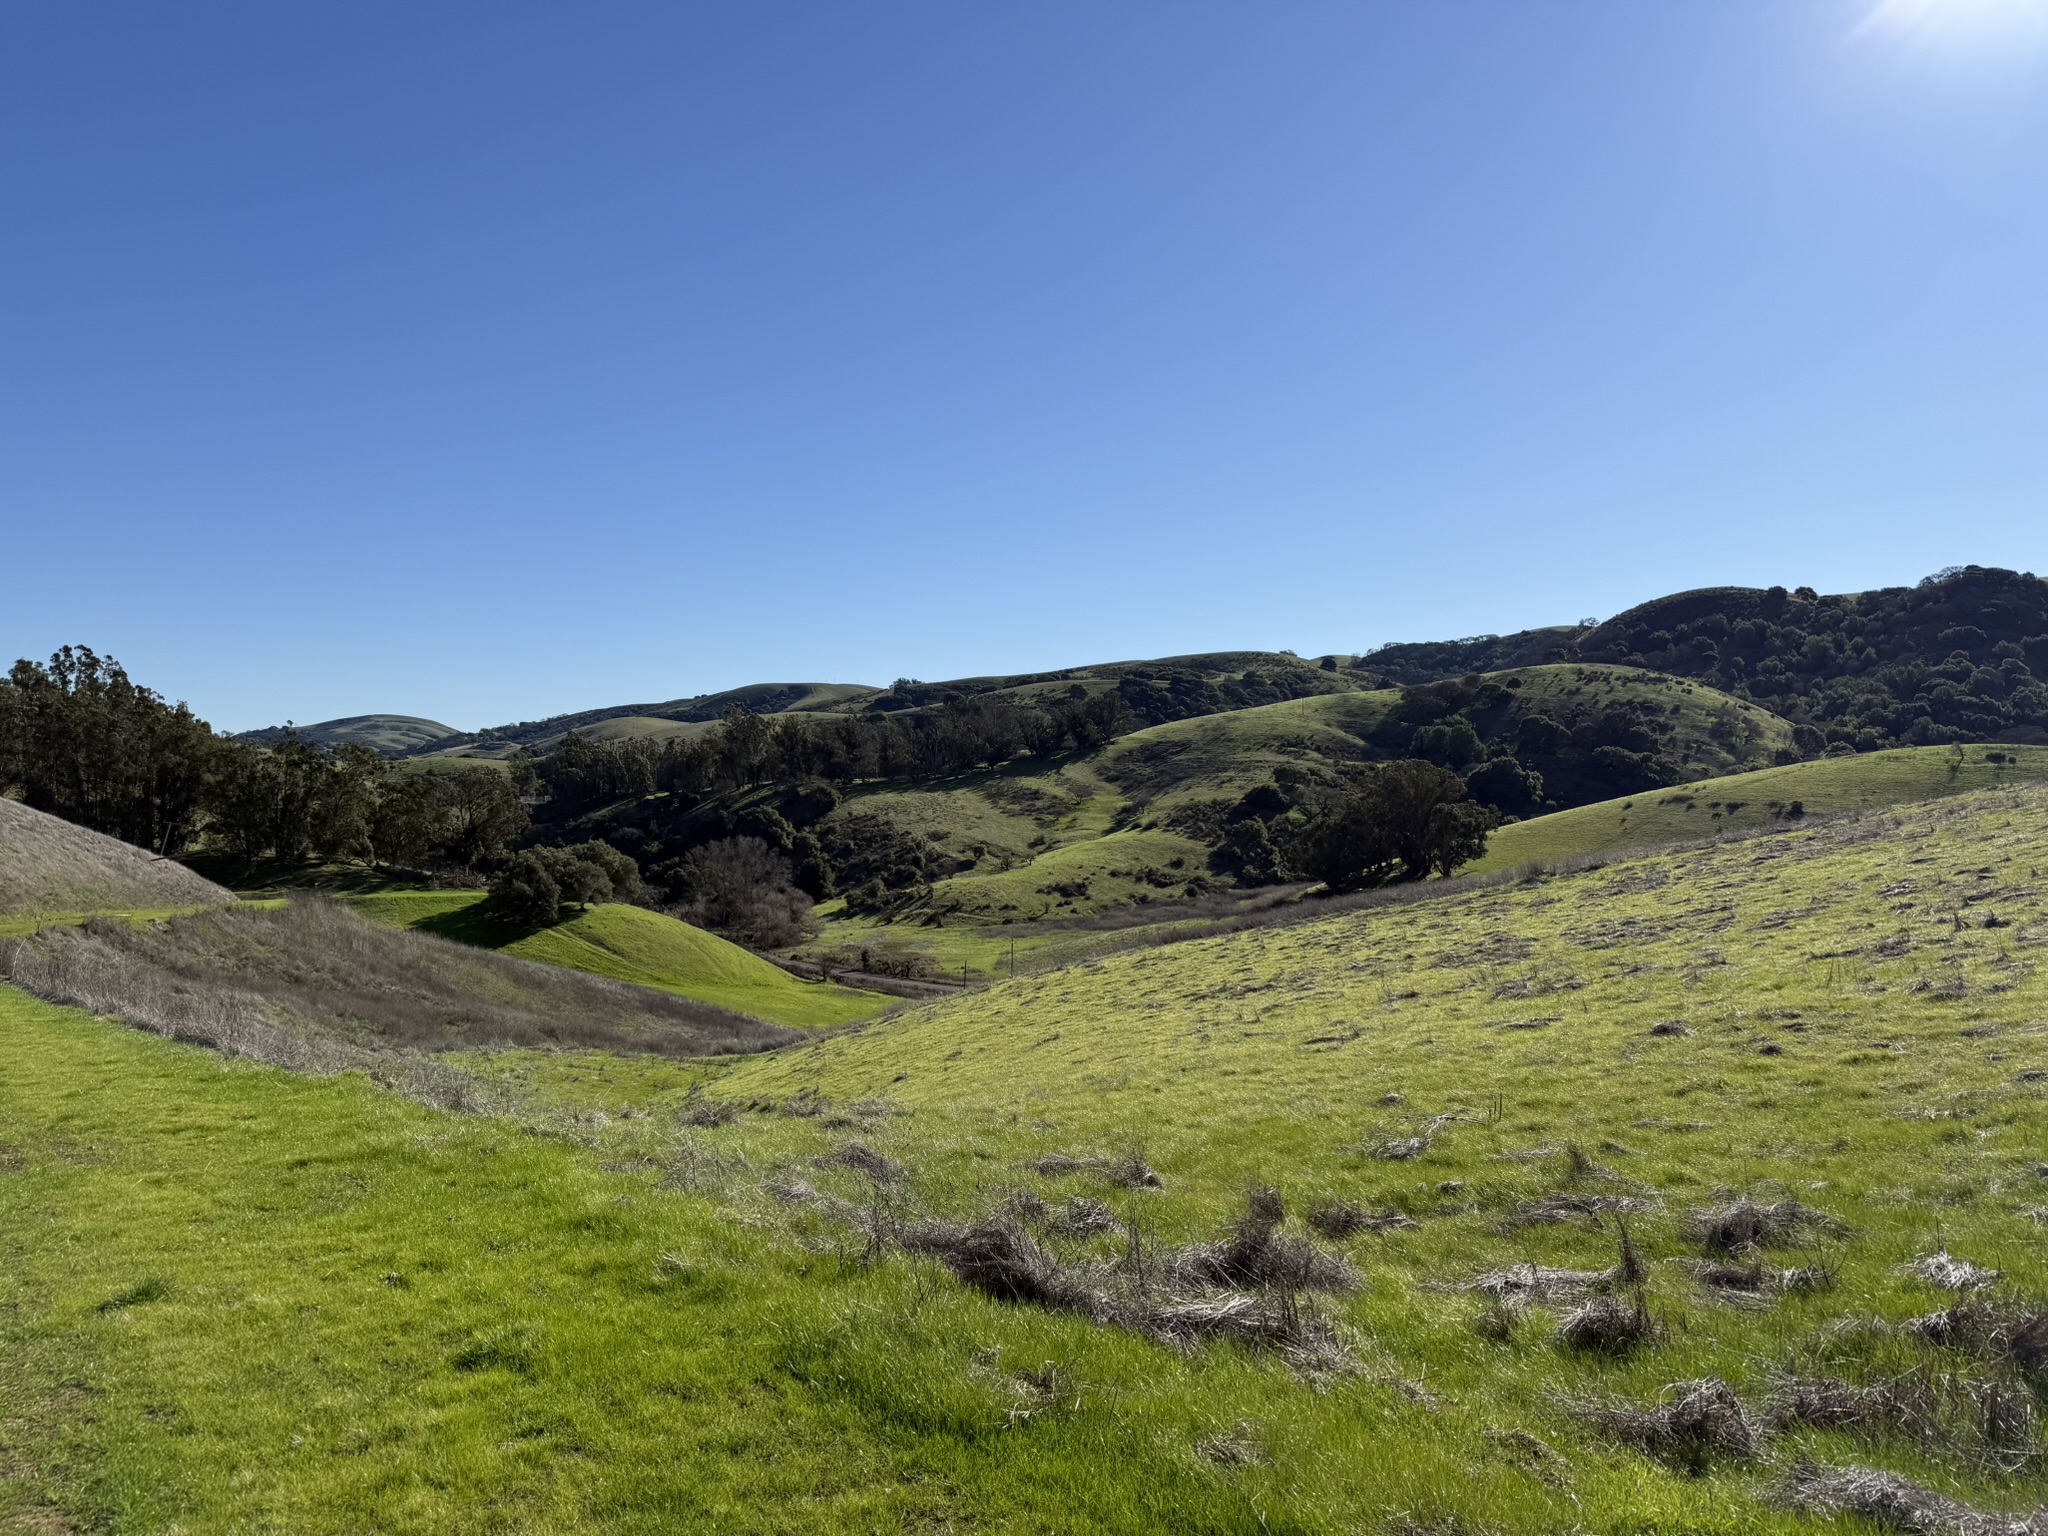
1783;1462;2047;1535
1556;1292;1659;1355
1570;1378;1760;1472
1905;1252;2004;1292
814;1142;907;1184
1306;1198;1417;1239
1683;1196;1844;1255
1166;1188;1356;1295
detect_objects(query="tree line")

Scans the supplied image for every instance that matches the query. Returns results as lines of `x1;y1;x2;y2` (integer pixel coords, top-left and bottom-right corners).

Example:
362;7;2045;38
0;647;529;868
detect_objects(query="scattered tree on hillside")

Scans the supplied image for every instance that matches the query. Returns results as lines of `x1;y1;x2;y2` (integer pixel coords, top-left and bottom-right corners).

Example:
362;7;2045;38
1289;760;1497;890
487;840;642;927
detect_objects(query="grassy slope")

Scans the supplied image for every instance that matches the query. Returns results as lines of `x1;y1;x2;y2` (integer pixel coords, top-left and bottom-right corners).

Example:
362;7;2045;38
0;797;232;919
13;783;2048;1530
346;892;887;1028
1472;742;2048;874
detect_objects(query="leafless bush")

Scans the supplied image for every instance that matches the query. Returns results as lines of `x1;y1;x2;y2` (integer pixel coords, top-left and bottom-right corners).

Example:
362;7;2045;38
1570;1378;1760;1472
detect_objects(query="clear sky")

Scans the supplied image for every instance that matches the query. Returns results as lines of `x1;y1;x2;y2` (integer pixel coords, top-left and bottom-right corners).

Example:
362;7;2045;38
4;2;2046;732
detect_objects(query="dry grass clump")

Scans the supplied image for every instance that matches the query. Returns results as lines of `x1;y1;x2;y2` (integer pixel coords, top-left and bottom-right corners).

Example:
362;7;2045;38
0;897;794;1067
1768;1372;2038;1465
1783;1462;2048;1535
1683;1196;1844;1255
1557;1292;1659;1356
1027;1149;1164;1188
1906;1253;2004;1292
1461;1264;1614;1303
1909;1300;2048;1377
1499;1192;1654;1232
1366;1110;1472;1161
814;1142;907;1183
1166;1188;1356;1295
1569;1378;1760;1472
1052;1196;1120;1237
1306;1198;1417;1239
904;1188;1354;1371
675;1085;741;1127
1195;1421;1268;1467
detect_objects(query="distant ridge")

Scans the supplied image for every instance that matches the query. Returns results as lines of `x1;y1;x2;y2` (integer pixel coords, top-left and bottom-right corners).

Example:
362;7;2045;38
237;714;462;755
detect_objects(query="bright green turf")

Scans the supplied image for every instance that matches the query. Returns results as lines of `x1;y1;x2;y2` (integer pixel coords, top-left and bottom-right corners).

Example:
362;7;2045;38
1472;742;2048;873
344;892;888;1028
13;782;2048;1530
0;904;227;938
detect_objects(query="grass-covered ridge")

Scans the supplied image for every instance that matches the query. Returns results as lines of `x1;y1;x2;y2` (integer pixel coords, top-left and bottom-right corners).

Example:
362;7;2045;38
8;783;2048;1530
344;891;888;1028
1473;742;2048;873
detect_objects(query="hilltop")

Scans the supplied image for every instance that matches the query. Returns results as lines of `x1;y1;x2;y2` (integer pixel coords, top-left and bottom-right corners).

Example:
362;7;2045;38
0;796;232;923
236;714;462;755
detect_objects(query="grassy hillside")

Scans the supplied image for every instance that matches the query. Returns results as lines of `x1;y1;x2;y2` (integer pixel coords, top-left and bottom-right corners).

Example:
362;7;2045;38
9;782;2048;1531
0;796;232;921
1473;742;2048;873
346;892;888;1028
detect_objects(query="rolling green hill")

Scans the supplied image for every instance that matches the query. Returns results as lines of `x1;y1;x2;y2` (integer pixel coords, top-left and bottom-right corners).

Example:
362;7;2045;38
1472;741;2048;873
0;795;232;925
344;892;888;1028
9;781;2048;1531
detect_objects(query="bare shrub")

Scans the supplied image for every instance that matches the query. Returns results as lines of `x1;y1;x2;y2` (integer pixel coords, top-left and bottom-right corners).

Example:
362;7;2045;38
1571;1378;1760;1471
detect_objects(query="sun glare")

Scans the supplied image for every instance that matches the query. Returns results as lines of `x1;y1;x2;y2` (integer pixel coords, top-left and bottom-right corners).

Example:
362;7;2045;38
1858;0;2048;40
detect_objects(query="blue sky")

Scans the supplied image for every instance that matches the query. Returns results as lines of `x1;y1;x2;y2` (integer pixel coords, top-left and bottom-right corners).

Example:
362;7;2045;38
4;1;2046;732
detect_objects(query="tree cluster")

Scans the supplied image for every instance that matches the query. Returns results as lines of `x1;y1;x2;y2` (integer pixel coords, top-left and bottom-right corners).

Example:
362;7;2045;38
488;840;641;927
1576;566;2048;750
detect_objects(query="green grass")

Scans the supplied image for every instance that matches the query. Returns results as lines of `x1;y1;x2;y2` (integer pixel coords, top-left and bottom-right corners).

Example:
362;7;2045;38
345;892;889;1028
14;781;2048;1531
1472;742;2048;873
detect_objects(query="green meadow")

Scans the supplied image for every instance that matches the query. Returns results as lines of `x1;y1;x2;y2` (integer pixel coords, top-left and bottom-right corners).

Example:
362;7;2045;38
8;781;2048;1531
